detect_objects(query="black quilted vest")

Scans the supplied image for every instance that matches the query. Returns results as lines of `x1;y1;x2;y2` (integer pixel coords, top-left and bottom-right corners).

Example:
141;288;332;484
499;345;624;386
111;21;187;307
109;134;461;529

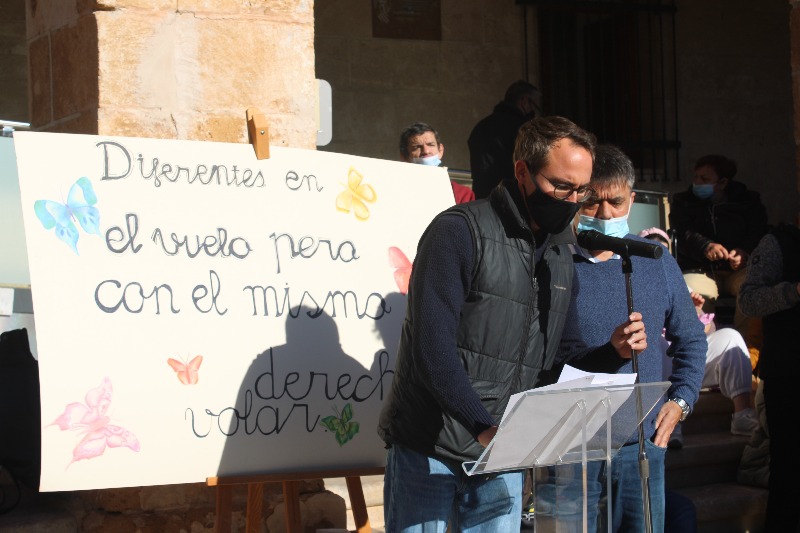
378;182;575;463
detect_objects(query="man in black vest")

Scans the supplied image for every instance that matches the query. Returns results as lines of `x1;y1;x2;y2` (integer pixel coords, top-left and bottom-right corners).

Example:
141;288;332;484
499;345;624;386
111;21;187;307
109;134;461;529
739;221;800;533
378;116;647;532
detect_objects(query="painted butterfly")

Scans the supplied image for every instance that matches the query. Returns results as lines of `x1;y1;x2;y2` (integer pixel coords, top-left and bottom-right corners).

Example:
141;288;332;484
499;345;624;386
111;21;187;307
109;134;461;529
388;246;412;295
319;403;360;446
167;355;203;385
335;166;376;221
49;377;140;465
34;176;101;254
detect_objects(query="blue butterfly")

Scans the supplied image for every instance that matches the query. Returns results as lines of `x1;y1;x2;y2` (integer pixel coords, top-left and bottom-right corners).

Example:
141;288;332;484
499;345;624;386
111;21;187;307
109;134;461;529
34;177;101;254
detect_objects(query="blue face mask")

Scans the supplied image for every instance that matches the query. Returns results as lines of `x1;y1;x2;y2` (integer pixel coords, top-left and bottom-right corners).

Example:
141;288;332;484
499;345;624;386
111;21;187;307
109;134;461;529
692;183;714;199
411;154;441;167
576;204;631;238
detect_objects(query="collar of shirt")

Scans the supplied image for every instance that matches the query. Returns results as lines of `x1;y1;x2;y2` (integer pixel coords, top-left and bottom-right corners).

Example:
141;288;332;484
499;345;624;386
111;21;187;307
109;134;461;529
570;243;621;263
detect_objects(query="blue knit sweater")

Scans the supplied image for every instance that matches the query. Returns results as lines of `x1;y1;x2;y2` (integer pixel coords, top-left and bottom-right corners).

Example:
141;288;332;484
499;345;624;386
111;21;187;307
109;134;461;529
559;238;707;442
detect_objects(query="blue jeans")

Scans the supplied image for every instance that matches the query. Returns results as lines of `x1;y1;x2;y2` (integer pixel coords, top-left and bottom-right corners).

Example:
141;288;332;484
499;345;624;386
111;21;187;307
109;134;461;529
383;444;523;533
601;440;666;533
535;440;666;533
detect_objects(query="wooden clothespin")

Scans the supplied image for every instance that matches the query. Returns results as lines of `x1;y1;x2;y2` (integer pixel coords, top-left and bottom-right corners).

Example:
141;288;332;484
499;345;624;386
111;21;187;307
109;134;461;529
246;107;270;160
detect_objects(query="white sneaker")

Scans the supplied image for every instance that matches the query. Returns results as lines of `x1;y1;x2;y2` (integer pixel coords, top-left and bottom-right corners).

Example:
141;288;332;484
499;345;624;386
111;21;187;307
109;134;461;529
731;408;759;436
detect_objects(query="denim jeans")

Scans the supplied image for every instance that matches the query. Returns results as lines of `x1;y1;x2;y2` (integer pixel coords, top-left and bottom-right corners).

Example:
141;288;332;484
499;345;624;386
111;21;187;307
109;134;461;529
601;440;666;533
383;444;523;533
535;440;666;533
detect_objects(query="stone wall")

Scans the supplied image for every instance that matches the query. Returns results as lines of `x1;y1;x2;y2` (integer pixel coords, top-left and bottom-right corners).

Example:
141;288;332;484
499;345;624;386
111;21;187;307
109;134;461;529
0;0;27;123
792;0;800;218
314;0;797;225
26;0;317;148
43;479;346;532
675;0;796;225
315;0;535;169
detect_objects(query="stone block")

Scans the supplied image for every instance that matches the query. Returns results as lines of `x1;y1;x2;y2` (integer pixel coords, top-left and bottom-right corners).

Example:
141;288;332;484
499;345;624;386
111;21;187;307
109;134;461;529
266;490;346;533
470;3;524;47
315;0;370;38
441;2;483;44
26;0;79;40
93;11;315;147
139;483;216;511
28;34;51;127
350;38;441;90
82;486;143;512
177;0;313;22
52;14;99;119
314;34;350;90
440;41;523;97
91;0;176;11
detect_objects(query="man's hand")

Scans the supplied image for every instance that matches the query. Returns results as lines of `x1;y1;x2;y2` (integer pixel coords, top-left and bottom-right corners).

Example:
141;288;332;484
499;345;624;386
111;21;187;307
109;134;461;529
610;312;647;359
654;401;683;447
704;242;729;262
477;426;498;447
728;248;748;270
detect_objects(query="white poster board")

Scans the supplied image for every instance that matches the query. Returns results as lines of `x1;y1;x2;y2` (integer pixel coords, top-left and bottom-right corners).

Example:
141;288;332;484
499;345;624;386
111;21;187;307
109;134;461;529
11;131;454;491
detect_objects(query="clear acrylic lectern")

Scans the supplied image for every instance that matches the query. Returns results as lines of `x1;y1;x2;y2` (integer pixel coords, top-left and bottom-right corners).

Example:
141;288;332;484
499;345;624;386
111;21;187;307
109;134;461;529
462;381;670;533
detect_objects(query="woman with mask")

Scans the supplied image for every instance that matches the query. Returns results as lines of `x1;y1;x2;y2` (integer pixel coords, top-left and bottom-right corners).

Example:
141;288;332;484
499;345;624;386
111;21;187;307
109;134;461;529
668;154;768;340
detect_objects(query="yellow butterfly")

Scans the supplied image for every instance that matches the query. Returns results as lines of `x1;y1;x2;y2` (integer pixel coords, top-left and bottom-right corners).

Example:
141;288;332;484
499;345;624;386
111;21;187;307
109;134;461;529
336;167;377;221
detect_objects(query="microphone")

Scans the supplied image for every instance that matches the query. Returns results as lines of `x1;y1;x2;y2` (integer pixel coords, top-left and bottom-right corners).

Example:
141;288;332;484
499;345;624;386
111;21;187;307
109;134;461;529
577;230;663;259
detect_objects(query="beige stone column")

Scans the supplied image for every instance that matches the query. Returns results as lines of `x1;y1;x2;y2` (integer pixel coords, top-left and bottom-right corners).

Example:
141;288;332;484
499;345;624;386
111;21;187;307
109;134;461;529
26;0;316;148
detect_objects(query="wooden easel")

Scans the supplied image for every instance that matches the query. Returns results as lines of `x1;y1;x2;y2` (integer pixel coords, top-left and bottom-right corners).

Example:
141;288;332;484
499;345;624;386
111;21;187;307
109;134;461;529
207;467;385;533
206;111;384;533
246;107;270;160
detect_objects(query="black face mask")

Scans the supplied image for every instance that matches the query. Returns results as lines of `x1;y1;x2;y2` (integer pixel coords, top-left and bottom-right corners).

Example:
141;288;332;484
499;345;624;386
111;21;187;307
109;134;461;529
525;186;581;235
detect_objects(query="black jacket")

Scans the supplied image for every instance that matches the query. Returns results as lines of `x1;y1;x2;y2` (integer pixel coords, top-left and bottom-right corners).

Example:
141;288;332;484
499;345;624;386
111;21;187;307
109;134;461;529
468;102;531;199
760;224;800;380
669;180;768;271
378;181;576;463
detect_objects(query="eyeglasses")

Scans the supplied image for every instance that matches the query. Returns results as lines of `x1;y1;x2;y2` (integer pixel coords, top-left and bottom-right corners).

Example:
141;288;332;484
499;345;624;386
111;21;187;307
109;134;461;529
537;173;595;203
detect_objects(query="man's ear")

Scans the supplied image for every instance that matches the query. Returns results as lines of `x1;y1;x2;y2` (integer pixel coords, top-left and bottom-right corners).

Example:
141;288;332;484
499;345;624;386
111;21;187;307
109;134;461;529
718;177;729;190
438;143;444;158
630;191;636;204
513;160;528;184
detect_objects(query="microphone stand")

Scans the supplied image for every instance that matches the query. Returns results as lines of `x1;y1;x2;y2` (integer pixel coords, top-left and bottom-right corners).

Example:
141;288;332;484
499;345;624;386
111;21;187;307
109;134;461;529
620;250;653;533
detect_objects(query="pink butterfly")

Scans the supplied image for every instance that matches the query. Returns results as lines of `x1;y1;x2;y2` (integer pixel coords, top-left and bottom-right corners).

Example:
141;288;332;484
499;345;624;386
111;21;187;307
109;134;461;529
388;246;413;295
167;355;203;385
49;377;140;465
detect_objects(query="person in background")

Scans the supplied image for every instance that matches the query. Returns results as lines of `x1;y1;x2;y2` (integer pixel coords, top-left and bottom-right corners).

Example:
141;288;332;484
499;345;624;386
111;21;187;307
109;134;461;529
379;117;646;532
468;80;540;199
738;220;800;533
552;145;706;532
639;227;758;446
668;154;768;339
399;122;475;205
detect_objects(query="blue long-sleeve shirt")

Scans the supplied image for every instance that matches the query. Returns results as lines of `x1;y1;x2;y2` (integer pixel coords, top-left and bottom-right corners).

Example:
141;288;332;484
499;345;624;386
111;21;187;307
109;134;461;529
558;239;707;442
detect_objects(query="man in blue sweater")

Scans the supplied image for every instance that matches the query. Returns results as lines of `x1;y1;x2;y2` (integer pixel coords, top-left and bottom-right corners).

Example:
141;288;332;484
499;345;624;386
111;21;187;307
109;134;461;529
378;119;648;533
552;144;707;532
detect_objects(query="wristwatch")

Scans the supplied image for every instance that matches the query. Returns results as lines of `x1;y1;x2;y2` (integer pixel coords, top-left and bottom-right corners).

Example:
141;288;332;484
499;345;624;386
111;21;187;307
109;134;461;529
670;397;691;422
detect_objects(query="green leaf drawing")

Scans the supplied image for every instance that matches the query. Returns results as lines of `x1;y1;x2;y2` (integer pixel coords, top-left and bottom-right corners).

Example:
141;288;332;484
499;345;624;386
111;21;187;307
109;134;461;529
319;403;360;446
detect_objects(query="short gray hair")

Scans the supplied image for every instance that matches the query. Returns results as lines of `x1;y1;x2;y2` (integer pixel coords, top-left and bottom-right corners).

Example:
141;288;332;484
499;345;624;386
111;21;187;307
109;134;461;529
591;144;635;190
